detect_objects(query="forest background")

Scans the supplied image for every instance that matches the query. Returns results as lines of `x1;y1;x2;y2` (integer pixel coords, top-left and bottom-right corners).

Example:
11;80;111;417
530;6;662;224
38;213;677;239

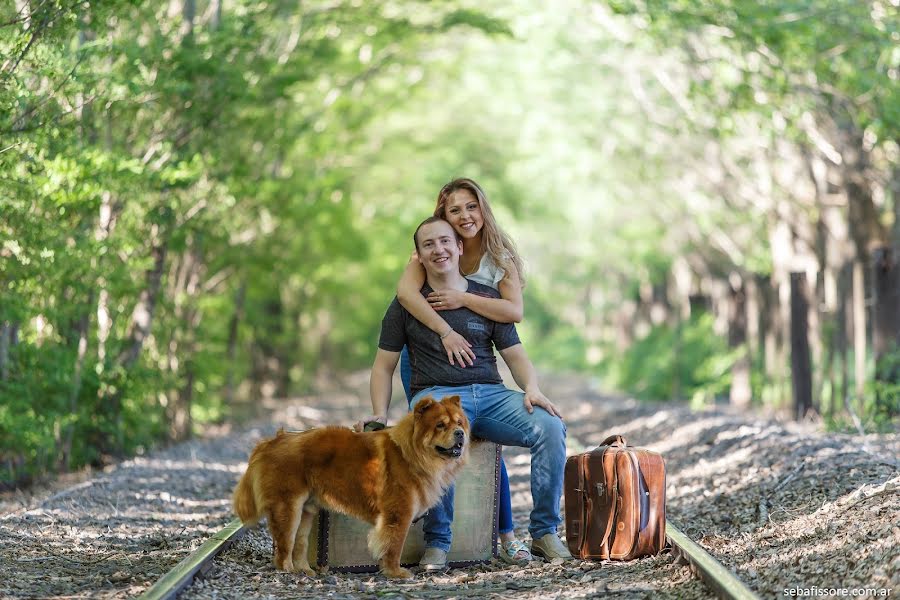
1;0;898;487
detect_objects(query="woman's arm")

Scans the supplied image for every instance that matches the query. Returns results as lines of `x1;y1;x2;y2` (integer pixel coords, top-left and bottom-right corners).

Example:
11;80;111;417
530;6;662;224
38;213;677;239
427;264;524;323
397;258;446;333
397;258;476;366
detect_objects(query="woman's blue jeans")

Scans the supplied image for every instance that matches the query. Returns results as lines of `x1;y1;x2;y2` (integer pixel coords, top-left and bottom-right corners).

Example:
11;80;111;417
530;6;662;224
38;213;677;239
401;347;517;535
411;383;566;551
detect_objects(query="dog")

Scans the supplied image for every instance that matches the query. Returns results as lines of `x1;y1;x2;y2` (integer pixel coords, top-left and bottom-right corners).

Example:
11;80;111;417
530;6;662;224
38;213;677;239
232;395;469;579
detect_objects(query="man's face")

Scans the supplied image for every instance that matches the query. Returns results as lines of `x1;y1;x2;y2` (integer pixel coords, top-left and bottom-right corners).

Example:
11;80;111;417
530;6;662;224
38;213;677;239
416;220;462;277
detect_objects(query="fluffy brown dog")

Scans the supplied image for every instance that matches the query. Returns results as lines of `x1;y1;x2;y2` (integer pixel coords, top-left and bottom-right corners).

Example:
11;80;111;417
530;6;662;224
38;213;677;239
232;395;469;579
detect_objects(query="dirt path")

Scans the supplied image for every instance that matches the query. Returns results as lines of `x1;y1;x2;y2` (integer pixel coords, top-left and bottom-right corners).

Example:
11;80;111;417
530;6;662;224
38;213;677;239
1;371;897;599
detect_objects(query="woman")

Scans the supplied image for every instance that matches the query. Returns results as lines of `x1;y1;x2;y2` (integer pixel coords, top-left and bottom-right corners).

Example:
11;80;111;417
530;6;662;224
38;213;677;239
396;177;531;565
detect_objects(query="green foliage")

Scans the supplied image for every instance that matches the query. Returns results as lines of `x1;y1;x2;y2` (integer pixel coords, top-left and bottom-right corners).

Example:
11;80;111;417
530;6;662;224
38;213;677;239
607;0;900;145
440;9;514;35
873;346;900;430
605;314;734;404
0;0;516;486
2;0;897;488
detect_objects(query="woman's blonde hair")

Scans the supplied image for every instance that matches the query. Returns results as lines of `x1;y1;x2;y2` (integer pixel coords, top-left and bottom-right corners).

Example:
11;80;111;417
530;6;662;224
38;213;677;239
434;178;525;286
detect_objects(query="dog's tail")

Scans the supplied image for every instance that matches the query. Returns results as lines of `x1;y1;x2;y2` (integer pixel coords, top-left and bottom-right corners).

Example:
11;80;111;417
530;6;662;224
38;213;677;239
232;463;262;526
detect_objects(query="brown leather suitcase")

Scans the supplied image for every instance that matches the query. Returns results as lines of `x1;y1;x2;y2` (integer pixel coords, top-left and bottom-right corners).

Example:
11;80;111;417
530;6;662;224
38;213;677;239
564;434;666;560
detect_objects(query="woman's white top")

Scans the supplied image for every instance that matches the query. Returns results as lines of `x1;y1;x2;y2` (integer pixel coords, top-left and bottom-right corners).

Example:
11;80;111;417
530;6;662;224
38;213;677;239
465;253;506;289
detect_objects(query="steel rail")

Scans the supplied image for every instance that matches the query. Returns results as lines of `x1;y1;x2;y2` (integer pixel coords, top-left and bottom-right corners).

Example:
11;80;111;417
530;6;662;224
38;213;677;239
666;523;761;600
138;518;246;600
141;519;760;600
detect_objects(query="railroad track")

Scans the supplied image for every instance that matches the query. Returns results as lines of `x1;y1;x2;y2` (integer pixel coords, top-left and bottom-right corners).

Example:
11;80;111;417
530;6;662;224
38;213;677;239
139;519;761;600
666;523;760;600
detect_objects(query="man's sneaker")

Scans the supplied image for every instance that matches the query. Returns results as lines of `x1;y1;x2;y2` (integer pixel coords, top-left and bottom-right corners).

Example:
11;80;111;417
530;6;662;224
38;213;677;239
418;547;449;572
530;533;572;561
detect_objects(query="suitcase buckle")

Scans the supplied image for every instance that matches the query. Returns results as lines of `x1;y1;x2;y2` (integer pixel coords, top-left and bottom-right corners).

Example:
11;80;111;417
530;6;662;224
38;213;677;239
595;482;605;496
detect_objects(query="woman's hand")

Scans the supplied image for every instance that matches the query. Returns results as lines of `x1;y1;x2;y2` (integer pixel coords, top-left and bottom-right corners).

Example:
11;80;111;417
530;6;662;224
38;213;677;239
428;289;467;311
523;387;563;419
442;330;476;367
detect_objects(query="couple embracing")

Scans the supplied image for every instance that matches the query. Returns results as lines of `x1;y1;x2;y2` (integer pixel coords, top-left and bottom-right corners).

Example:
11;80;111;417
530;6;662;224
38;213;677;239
360;178;571;571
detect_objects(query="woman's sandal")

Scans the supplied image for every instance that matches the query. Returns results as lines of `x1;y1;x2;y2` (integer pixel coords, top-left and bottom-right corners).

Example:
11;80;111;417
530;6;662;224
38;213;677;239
499;539;533;565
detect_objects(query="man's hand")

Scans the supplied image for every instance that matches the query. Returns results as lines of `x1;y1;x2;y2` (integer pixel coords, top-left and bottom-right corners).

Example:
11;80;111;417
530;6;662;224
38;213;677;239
353;415;387;433
441;330;475;367
428;289;467;311
523;387;563;419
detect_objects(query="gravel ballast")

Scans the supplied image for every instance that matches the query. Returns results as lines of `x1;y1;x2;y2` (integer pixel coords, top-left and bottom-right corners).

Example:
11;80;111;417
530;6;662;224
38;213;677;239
1;371;896;599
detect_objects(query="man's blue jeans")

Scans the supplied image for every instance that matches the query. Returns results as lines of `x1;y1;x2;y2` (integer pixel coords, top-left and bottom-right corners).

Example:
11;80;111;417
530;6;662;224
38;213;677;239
411;384;567;552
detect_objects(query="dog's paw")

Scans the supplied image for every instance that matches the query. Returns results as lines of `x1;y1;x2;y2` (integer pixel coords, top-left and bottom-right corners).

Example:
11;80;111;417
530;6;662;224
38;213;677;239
275;558;294;572
282;561;315;577
383;566;414;579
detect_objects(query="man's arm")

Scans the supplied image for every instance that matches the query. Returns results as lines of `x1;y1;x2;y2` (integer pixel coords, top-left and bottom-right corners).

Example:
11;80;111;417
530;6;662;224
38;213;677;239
498;343;562;418
366;348;401;422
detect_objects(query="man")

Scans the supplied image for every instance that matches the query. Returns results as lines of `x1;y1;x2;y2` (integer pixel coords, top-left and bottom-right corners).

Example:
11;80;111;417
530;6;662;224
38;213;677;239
360;216;571;571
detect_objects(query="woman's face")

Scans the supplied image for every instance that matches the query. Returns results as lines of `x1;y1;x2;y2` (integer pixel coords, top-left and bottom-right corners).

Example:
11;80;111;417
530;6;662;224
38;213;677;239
443;189;483;240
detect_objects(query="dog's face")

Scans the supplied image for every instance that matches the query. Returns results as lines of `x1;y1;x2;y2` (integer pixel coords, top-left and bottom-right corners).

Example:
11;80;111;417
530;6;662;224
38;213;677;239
413;395;469;459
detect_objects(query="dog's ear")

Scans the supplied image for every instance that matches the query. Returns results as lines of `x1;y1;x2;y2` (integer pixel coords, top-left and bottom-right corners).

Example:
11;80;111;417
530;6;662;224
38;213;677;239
414;396;435;417
441;395;462;408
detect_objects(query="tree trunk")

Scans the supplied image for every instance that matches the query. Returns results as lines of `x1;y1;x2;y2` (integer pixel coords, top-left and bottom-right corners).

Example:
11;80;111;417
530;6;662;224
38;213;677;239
252;297;289;399
836;263;851;415
119;229;168;369
838;121;886;253
871;246;900;357
633;280;654;339
852;259;867;411
688;293;711;317
164;240;205;441
13;0;30;30
728;274;751;409
754;274;772;377
61;294;93;471
181;0;195;40
892;164;900;246
209;0;222;30
871;245;900;418
614;300;636;353
671;313;683;402
76;27;96;144
105;222;168;455
0;322;14;381
790;272;813;420
95;191;118;368
168;317;197;442
650;280;670;326
745;277;760;366
760;276;789;407
172;356;195;440
837;120;889;417
55;20;99;470
223;281;246;407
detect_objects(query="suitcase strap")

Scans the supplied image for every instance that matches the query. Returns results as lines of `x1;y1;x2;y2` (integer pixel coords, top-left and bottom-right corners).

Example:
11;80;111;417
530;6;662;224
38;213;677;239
576;453;588;556
598;449;619;553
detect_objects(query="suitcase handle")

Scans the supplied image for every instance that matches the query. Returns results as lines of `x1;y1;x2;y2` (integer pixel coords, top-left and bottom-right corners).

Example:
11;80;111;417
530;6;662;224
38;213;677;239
598;434;627;449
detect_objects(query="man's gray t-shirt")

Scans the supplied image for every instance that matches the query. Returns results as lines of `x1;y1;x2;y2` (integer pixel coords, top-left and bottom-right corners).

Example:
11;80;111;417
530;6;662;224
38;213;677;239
378;280;521;396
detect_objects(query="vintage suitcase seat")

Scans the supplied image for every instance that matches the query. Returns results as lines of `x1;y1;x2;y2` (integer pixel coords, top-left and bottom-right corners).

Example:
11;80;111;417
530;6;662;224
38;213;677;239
308;439;500;571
